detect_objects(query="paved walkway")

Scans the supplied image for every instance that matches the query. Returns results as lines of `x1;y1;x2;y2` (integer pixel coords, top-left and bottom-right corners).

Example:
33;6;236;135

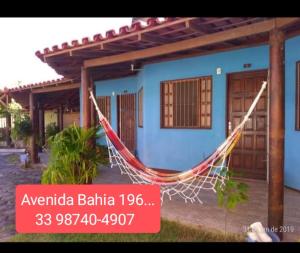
0;153;42;241
94;165;300;242
0;152;299;242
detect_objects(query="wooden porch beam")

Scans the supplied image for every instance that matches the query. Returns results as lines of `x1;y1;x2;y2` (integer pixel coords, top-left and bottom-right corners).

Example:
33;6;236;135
268;28;285;240
199;17;230;25
214;17;264;31
5;95;12;147
57;105;64;131
139;33;171;44
38;105;45;146
32;83;80;94
29;92;39;163
101;43;137;52
89;77;96;128
81;67;91;129
84;18;300;68
185;19;211;35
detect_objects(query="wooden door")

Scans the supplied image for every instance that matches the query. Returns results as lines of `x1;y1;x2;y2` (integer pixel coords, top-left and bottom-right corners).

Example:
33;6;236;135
117;93;136;153
227;70;268;180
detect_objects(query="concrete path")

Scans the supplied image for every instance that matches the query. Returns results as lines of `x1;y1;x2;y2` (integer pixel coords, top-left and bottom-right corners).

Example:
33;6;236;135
94;164;300;242
0;152;299;242
0;153;42;241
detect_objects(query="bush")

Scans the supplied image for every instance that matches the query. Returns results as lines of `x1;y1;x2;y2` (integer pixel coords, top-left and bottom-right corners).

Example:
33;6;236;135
45;122;60;140
11;114;32;145
41;124;106;184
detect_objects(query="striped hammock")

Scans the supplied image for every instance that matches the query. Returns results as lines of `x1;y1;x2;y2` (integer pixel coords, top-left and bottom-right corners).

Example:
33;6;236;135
89;81;267;203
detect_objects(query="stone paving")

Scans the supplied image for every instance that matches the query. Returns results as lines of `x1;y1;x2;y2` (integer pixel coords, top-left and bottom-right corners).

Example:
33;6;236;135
0;153;42;241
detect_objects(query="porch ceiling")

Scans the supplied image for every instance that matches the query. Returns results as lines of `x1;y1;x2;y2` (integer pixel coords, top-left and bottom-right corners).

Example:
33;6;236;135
36;17;300;82
10;88;79;111
6;79;79;110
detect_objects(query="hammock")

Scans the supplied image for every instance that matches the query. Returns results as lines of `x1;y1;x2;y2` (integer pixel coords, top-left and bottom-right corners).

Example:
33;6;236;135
89;81;267;203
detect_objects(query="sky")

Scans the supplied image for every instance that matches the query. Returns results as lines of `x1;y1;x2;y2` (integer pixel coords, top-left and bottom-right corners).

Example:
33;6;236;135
0;18;132;89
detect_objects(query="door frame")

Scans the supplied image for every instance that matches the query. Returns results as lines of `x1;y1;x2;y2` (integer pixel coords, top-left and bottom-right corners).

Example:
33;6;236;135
225;68;269;181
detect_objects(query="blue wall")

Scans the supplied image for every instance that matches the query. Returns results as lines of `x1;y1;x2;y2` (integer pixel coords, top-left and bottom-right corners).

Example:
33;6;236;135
87;36;300;191
139;46;269;170
285;35;300;191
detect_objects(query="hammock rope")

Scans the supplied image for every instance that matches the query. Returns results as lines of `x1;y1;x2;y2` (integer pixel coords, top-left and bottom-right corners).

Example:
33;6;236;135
89;81;267;203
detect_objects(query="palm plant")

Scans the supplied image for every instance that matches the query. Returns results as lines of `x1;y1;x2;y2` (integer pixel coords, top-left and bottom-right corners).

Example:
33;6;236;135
41;124;108;184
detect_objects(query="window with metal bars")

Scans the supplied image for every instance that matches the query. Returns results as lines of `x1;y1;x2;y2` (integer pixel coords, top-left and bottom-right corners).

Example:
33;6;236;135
97;96;111;123
160;76;212;129
296;61;300;130
138;87;143;127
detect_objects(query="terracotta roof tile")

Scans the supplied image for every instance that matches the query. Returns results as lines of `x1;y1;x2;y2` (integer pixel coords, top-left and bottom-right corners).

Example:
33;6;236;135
6;78;72;92
36;18;171;59
93;33;103;42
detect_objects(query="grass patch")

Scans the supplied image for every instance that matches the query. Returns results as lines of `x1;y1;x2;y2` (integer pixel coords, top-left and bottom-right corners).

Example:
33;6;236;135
10;219;244;242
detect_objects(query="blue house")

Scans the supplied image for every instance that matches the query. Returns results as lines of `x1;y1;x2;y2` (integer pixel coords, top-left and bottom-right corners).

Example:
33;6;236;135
6;17;300;233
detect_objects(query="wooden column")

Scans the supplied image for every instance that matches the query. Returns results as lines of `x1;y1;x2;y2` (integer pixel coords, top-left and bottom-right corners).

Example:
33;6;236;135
268;28;285;239
29;92;38;163
57;105;64;131
90;78;96;128
82;67;91;129
5;95;12;147
56;108;60;129
82;67;93;184
89;78;97;149
38;105;45;146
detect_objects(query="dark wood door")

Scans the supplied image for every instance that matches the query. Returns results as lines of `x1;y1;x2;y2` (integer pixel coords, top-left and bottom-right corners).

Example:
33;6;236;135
227;70;268;180
117;93;136;153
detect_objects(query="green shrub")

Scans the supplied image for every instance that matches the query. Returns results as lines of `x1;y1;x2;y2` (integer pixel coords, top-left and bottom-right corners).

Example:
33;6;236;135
45;122;60;140
11;114;32;145
41;124;106;184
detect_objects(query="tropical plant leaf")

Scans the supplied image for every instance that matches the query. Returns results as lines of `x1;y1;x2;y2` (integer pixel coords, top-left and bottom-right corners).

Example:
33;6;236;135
214;169;249;211
41;124;108;184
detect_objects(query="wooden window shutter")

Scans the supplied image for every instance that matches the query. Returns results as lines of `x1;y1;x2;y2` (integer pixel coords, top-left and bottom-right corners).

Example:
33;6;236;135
97;96;111;123
161;76;212;129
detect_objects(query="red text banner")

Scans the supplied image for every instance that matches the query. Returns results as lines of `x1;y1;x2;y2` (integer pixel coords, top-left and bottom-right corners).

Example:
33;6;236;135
16;184;160;233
